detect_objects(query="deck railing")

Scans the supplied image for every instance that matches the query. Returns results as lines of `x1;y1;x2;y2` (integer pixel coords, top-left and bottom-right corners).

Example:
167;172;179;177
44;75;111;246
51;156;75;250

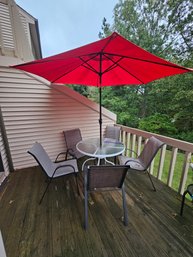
116;124;193;195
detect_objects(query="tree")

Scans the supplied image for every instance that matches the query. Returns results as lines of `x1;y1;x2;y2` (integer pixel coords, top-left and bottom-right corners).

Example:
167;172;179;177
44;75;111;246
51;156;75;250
98;0;193;140
138;113;177;136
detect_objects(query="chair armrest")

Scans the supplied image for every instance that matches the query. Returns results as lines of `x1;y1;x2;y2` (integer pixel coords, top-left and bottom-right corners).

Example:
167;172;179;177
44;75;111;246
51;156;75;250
55;151;67;162
52;164;77;178
125;148;139;158
124;159;141;165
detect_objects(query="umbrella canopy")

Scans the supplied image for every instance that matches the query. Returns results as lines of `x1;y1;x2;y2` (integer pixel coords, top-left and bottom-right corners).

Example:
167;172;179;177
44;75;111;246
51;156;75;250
12;32;192;143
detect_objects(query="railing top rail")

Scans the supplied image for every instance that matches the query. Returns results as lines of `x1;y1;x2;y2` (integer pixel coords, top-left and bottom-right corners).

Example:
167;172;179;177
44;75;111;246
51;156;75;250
117;124;193;153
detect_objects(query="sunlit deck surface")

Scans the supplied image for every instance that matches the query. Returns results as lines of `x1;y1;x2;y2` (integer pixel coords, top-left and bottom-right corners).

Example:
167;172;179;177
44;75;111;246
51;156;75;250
0;166;193;257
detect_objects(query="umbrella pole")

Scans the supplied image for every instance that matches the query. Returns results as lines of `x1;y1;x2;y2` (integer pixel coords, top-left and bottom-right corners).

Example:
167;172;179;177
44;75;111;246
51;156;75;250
99;53;103;147
99;87;102;147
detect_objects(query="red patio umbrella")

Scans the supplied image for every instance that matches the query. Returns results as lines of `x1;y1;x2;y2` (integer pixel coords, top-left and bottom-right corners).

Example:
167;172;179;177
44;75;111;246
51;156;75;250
12;32;192;144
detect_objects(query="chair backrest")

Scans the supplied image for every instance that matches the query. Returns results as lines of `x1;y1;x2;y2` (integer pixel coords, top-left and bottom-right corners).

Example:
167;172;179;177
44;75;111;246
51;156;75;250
139;136;164;170
86;165;129;191
28;142;54;177
104;125;121;141
63;128;82;151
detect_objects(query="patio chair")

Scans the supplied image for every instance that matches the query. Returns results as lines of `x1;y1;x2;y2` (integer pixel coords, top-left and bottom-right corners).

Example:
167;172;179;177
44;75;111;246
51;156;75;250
104;125;121;164
180;184;193;216
62;128;85;160
104;125;121;141
118;136;165;191
84;165;129;230
28;142;79;204
180;163;193;215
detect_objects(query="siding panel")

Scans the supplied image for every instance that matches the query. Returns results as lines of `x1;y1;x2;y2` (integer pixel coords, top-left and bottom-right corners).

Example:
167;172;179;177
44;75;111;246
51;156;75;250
0;67;116;170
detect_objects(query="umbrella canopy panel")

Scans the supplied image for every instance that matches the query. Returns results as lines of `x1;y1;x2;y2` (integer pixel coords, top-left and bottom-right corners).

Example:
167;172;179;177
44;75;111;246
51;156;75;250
12;32;192;87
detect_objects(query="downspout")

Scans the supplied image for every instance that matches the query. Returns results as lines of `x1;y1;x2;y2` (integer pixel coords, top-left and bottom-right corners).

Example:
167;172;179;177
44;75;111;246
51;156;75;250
0;106;14;172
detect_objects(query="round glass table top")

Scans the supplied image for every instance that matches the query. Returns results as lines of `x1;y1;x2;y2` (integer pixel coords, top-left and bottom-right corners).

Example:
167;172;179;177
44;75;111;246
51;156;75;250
76;138;125;158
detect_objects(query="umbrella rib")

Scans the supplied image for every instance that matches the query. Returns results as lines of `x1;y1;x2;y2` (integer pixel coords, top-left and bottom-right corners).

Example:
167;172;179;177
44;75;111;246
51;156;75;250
102;54;123;74
48;54;100;83
79;56;100;75
102;53;145;84
48;62;87;83
101;52;189;71
116;62;145;84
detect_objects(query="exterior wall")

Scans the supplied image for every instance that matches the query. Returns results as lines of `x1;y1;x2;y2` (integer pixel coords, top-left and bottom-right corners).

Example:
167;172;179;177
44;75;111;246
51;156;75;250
0;0;116;183
0;127;9;184
0;0;41;65
0;66;116;171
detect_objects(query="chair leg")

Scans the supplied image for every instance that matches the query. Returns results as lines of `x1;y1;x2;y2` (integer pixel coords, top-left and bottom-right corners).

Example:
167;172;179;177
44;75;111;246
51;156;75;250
147;171;156;191
180;190;188;216
84;190;88;230
84;168;88;230
75;173;79;195
122;184;128;226
39;177;53;204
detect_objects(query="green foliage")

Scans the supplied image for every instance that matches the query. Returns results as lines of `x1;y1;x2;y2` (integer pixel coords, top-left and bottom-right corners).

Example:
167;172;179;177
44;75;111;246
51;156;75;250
71;0;193;143
69;84;90;97
176;131;193;143
138;113;177;136
97;0;193;142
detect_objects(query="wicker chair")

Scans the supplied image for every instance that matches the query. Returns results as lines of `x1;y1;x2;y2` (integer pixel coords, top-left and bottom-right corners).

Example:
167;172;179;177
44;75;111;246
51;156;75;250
84;165;129;230
28;142;79;204
118;136;164;191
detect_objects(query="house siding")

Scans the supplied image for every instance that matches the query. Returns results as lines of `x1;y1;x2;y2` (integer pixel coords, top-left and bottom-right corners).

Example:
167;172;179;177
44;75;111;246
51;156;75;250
0;126;9;184
0;66;116;171
0;0;41;63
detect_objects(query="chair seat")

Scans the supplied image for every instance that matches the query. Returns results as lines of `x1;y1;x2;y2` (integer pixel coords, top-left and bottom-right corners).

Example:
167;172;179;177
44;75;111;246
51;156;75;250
68;148;84;159
118;156;145;171
53;159;78;178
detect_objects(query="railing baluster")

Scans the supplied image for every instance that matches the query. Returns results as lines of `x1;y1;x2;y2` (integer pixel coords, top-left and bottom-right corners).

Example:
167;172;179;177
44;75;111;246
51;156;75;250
131;134;136;158
137;136;142;156
157;144;166;180
178;151;191;195
150;158;155;174
167;147;178;187
126;132;131;156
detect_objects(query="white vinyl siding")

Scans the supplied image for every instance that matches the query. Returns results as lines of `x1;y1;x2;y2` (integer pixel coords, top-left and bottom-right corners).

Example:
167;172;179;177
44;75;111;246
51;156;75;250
0;0;38;62
0;127;9;184
18;12;31;49
0;2;14;49
0;67;116;170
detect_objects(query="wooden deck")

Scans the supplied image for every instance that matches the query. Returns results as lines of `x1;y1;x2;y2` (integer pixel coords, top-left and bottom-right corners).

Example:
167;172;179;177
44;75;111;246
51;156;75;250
0;166;193;257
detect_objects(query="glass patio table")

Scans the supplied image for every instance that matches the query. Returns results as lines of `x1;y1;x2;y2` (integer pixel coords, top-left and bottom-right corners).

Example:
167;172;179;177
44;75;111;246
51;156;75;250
76;137;125;169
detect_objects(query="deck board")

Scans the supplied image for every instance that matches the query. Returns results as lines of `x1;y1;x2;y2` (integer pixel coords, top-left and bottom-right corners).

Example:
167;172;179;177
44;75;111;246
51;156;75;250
0;166;193;257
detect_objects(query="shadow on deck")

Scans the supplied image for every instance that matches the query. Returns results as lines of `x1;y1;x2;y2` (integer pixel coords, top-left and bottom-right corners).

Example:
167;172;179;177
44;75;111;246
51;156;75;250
0;166;193;257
